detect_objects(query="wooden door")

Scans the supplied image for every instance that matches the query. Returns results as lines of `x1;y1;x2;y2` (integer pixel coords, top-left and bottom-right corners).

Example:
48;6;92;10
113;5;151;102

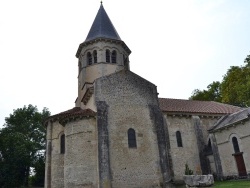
234;153;247;177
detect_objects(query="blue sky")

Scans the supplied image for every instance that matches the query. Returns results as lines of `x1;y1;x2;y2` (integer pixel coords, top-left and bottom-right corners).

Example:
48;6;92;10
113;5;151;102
0;0;250;127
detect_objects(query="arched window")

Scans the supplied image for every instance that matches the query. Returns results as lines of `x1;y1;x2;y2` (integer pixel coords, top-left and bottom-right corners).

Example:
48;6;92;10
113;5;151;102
206;139;213;155
87;52;92;65
106;50;110;63
111;50;117;64
93;50;97;63
128;128;137;148
60;134;65;154
176;131;183;147
232;137;240;153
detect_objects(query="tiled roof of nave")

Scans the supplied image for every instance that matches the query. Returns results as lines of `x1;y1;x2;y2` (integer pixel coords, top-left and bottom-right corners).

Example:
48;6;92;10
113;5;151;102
159;98;243;115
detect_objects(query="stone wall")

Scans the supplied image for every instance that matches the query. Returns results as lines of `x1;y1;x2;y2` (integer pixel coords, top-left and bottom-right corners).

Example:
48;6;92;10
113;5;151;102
164;114;200;181
95;70;169;187
64;118;98;187
49;121;65;188
214;121;250;177
46;117;98;188
163;114;220;181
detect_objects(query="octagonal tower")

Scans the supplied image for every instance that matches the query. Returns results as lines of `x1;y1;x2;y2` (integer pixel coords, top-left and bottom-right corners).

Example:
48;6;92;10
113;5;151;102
75;3;131;110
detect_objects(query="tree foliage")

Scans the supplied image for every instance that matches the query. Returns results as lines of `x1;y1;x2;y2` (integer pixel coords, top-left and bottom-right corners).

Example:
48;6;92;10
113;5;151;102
190;81;222;102
0;105;50;187
190;53;250;107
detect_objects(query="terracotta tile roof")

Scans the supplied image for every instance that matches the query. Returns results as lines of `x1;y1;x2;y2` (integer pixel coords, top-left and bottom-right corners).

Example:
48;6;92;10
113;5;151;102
159;98;242;115
45;107;96;123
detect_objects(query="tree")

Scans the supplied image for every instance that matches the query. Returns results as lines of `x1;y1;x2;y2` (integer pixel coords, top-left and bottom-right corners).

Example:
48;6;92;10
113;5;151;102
0;105;50;187
190;53;250;107
190;81;222;102
221;64;250;107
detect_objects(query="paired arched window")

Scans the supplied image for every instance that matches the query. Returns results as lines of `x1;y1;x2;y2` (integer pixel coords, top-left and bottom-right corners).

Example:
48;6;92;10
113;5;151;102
232;137;240;153
176;131;183;147
93;50;97;63
60;134;65;154
106;50;110;63
86;49;118;65
111;50;117;64
128;128;137;148
87;52;92;65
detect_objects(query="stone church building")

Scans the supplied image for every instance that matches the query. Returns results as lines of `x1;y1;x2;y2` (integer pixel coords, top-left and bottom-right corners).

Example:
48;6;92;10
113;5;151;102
45;4;250;188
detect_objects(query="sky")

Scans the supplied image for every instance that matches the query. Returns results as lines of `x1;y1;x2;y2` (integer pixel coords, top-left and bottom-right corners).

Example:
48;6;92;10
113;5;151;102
0;0;250;128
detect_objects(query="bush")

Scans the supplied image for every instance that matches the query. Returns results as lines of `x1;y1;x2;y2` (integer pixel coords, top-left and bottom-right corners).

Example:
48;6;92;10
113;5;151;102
185;163;193;175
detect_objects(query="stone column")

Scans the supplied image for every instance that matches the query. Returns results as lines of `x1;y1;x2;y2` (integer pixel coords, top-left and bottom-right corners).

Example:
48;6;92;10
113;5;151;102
193;116;210;175
97;101;112;188
209;133;223;180
149;105;172;187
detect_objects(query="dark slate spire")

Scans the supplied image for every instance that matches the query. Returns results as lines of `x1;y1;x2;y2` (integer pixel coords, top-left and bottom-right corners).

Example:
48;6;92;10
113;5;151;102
85;4;121;41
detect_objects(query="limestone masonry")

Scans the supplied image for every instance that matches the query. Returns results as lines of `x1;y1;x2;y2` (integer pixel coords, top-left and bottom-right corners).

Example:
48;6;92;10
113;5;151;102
45;3;250;188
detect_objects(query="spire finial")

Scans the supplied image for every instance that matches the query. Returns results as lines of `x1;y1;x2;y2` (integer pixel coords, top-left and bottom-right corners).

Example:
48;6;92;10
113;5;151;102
101;1;103;5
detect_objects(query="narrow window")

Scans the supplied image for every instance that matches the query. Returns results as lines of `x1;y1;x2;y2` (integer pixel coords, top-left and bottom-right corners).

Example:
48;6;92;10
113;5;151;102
87;52;92;65
128;128;137;148
176;131;183;147
93;50;97;63
60;134;65;154
232;137;240;153
111;50;117;63
206;139;213;154
106;50;110;63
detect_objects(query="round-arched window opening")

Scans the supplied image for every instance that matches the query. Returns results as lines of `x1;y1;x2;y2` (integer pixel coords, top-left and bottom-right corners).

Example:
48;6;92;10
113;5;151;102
87;52;92;65
232;136;240;153
93;50;97;63
176;131;183;147
128;128;137;148
111;50;117;64
106;50;110;63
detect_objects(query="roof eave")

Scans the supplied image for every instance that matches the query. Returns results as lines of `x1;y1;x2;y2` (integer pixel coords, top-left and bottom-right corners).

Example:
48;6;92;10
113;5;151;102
76;37;131;58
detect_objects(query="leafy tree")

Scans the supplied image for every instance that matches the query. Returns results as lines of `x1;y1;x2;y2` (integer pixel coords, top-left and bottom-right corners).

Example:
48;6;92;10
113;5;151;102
0;105;50;187
190;53;250;107
221;64;250;107
190;81;222;102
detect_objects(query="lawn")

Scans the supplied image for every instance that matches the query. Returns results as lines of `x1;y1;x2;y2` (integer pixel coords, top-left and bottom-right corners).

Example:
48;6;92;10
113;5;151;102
214;180;250;187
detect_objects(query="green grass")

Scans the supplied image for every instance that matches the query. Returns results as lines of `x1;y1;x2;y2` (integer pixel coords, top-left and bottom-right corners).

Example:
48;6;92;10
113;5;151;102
214;180;250;187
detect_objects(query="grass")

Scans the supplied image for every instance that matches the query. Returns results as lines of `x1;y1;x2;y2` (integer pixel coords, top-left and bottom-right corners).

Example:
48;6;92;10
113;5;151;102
214;180;250;187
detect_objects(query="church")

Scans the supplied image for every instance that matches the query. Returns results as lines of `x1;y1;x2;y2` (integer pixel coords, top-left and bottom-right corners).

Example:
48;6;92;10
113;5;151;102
44;3;250;188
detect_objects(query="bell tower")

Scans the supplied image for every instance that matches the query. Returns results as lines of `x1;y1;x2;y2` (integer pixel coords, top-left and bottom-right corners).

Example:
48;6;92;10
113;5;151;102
75;3;131;110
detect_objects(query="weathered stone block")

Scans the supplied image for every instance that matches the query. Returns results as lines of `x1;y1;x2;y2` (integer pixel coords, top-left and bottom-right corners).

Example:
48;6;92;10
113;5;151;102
183;175;214;187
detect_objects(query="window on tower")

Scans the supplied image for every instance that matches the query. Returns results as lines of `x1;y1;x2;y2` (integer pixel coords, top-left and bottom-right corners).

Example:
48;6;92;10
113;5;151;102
87;52;92;65
93;50;97;63
128;128;137;148
111;50;117;63
106;50;110;63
